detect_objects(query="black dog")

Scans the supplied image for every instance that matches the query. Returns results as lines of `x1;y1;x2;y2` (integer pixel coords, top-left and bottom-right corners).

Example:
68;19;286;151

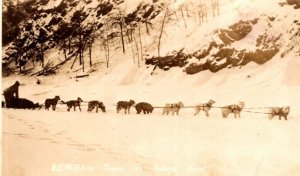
116;100;135;114
87;101;106;113
61;97;83;111
135;102;154;114
45;96;60;111
12;98;42;110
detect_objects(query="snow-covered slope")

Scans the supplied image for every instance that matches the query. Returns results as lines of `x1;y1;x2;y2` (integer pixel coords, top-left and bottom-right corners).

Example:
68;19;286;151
2;0;300;110
2;0;300;76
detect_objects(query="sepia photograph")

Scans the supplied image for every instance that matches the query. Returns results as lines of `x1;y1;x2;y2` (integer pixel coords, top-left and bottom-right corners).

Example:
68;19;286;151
2;0;300;175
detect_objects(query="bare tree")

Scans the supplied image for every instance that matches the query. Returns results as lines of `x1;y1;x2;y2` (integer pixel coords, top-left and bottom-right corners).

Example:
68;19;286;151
179;5;187;28
126;27;136;64
111;9;126;54
211;0;220;17
104;32;110;68
88;38;92;66
68;35;72;53
192;9;197;24
158;5;169;57
138;23;143;61
69;25;85;71
86;23;97;67
39;43;45;67
36;27;48;68
72;24;91;72
141;19;153;35
150;2;171;75
57;38;68;61
133;34;140;67
82;44;85;72
129;23;141;67
70;52;79;69
78;26;83;66
198;3;208;25
97;28;110;68
63;39;67;60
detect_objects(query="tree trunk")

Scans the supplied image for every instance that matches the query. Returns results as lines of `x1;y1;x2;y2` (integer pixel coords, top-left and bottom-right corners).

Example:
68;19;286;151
41;44;44;67
15;52;19;65
75;74;89;78
193;10;197;24
217;0;220;16
120;21;125;53
127;31;135;64
68;36;71;53
107;36;110;68
212;0;215;17
63;39;67;60
138;24;143;61
71;53;78;69
198;11;202;25
103;41;108;68
79;27;82;65
130;28;133;43
132;30;140;67
64;46;67;61
82;45;85;72
79;46;82;65
180;6;187;28
158;7;169;57
145;21;150;35
103;34;110;68
89;41;92;67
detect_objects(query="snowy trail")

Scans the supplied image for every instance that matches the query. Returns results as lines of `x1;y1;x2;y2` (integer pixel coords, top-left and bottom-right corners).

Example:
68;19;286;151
3;109;300;176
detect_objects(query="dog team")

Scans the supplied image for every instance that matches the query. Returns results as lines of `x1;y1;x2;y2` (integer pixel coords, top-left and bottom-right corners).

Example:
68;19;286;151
2;81;290;120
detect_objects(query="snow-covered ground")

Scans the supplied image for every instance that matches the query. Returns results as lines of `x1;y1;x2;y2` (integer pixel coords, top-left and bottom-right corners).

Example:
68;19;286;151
2;0;300;175
3;109;300;176
2;50;300;175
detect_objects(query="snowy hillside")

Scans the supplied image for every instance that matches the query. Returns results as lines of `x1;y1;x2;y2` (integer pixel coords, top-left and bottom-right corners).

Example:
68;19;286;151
2;0;300;108
2;0;300;77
